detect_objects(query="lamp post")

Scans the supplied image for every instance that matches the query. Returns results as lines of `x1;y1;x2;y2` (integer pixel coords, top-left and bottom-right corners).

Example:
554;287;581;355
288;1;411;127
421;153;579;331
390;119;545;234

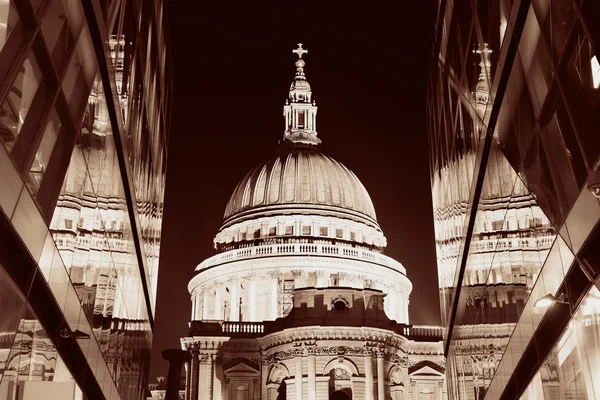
162;349;192;400
534;293;569;308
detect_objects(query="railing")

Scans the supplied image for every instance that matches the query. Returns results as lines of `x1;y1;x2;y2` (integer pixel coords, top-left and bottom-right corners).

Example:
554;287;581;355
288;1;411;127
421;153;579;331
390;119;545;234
189;321;442;341
196;243;406;274
221;322;265;334
403;325;444;339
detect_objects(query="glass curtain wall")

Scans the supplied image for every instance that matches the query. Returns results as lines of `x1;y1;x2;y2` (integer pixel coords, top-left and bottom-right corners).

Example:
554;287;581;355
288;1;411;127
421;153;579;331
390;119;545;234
428;0;600;399
0;0;171;399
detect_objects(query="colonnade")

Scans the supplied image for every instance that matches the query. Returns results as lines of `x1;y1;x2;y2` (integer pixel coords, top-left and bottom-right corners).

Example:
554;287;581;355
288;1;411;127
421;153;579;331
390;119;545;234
191;271;410;324
270;350;387;400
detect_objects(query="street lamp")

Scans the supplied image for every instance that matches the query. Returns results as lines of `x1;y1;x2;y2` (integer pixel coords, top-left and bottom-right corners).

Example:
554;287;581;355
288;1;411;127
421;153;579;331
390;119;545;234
534;293;569;308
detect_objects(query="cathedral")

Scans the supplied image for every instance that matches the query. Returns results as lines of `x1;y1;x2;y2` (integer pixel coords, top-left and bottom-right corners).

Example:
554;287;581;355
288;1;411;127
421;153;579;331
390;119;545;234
179;45;446;400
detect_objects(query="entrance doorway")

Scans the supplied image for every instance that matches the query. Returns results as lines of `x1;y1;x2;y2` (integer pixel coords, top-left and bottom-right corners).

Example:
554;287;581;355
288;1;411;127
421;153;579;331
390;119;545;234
330;389;351;400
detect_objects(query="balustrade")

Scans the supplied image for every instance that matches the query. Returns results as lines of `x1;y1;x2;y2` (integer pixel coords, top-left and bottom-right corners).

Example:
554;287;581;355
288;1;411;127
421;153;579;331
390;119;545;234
196;242;406;274
221;321;265;334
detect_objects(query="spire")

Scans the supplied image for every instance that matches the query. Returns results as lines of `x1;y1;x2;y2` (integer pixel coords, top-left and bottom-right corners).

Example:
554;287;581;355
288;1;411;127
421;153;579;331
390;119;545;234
293;43;308;78
283;44;320;145
474;43;492;114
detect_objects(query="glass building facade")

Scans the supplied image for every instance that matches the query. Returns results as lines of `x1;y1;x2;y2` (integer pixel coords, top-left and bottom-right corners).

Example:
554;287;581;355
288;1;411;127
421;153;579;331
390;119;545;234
427;0;600;399
0;0;171;399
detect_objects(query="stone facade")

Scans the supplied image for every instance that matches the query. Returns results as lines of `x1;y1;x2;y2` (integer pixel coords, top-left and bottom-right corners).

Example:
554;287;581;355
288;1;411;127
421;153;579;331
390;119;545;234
182;288;445;400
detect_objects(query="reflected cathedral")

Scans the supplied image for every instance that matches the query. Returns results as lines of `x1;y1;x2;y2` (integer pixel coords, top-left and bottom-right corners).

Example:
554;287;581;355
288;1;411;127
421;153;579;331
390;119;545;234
168;45;447;400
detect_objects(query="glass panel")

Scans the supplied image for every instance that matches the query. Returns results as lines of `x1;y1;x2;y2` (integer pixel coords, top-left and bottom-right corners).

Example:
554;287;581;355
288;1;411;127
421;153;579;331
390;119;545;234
0;52;43;152
40;0;80;72
61;28;97;120
26;108;62;196
0;140;23;216
50;73;152;399
0;265;83;399
558;25;600;168
11;188;48;261
518;286;600;399
447;140;556;399
0;0;18;53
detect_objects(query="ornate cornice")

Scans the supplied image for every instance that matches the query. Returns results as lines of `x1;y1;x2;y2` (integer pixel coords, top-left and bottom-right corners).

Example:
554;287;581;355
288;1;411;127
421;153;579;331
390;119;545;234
188;256;411;294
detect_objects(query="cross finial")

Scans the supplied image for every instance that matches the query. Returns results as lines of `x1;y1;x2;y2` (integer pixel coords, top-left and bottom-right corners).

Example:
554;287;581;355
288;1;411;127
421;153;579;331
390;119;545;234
293;43;308;59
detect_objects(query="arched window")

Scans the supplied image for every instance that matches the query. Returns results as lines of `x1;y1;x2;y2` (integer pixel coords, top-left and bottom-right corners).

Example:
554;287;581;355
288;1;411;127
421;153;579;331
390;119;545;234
235;384;248;400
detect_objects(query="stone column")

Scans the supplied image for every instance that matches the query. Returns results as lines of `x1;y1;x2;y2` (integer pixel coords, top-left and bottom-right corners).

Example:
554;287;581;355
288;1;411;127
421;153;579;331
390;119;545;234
307;350;316;400
185;359;191;400
214;283;222;320
295;356;303;400
231;281;238;321
213;355;223;400
365;351;374;400
271;274;279;319
199;355;210;400
162;349;192;400
261;362;269;400
388;289;397;320
189;345;200;400
250;280;257;321
315;270;326;287
191;295;196;319
202;289;208;320
376;351;385;400
206;355;214;399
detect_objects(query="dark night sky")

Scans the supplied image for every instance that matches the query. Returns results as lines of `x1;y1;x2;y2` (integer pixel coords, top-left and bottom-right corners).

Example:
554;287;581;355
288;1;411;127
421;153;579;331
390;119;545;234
150;2;439;379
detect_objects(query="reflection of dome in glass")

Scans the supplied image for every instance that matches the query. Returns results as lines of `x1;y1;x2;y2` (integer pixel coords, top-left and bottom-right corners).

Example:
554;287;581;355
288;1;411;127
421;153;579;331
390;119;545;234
224;146;377;223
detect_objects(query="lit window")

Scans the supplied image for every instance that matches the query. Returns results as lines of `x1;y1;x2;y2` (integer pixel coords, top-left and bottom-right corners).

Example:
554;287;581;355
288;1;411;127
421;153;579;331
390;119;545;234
320;227;328;236
0;52;43;152
27;109;62;196
302;226;311;235
592;56;600;89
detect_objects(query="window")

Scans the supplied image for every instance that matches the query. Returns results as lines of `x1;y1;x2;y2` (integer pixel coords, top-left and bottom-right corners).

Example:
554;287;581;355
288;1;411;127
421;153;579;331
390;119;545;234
298;110;305;128
302;225;311;235
320;227;328;236
336;229;343;239
64;219;73;229
285;226;293;235
0;52;44;152
350;232;356;241
253;229;260;239
240;232;246;241
27;108;62;196
592;56;600;88
0;1;17;53
268;227;276;236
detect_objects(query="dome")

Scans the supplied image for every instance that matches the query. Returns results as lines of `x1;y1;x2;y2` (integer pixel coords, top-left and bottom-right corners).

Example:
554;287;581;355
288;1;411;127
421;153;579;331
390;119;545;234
223;146;378;224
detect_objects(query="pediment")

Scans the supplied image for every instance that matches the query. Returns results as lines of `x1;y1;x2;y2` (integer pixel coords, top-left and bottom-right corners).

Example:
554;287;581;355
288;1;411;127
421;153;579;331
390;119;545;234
408;360;445;376
224;362;260;375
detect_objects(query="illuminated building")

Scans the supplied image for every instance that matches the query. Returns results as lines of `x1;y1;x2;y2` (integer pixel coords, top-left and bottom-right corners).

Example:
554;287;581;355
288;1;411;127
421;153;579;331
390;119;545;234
428;1;600;399
179;45;446;400
0;0;171;399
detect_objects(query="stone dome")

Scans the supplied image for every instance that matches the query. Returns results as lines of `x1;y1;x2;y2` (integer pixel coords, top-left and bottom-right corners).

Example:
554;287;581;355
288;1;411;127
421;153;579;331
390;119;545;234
223;145;378;224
